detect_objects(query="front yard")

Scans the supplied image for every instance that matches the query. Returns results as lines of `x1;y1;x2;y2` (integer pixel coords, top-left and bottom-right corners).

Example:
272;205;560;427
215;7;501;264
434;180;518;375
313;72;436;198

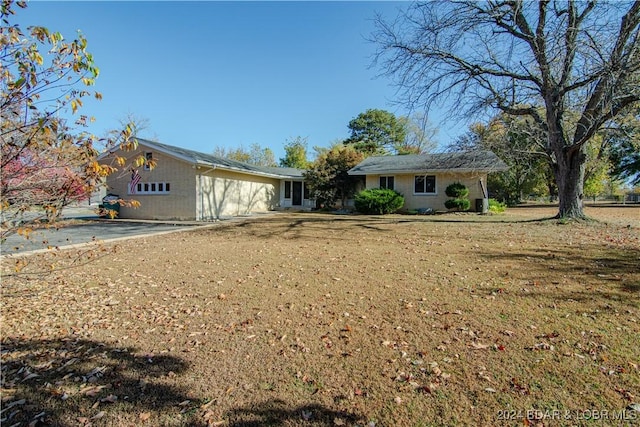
2;206;639;426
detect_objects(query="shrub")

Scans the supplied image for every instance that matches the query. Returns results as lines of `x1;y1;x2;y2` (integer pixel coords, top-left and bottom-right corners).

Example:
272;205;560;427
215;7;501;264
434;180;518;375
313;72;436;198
355;188;404;214
444;182;470;211
488;198;507;214
445;182;469;198
444;198;471;211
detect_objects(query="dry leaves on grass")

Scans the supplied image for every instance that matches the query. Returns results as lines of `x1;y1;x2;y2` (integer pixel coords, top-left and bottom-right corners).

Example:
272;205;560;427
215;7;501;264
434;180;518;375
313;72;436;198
1;209;638;426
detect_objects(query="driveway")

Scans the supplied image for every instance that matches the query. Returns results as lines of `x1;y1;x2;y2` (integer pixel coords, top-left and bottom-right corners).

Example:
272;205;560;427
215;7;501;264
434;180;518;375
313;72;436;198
1;206;204;256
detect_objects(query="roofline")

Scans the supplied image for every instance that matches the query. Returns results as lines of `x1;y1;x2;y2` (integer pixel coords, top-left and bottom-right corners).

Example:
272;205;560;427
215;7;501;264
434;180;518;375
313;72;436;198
348;167;508;175
101;138;299;180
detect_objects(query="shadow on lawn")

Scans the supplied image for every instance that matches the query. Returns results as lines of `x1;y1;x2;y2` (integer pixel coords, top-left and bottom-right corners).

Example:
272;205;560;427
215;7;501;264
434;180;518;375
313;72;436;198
0;337;207;426
226;398;366;426
218;213;555;240
481;244;640;301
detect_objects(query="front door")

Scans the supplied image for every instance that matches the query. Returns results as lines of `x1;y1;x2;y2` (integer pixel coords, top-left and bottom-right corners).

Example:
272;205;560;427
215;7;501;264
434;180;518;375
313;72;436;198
292;181;303;206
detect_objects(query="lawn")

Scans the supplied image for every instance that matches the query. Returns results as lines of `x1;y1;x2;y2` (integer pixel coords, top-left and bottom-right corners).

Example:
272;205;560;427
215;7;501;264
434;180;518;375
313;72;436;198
1;205;639;426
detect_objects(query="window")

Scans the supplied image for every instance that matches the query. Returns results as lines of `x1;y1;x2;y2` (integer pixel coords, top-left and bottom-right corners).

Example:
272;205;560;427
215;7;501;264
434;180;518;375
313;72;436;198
143;152;153;170
414;175;436;194
379;176;395;190
284;181;291;198
131;181;171;195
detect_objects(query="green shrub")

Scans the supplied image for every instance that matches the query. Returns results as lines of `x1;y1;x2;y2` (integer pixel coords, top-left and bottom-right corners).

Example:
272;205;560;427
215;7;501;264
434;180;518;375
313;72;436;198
444;182;470;211
444;198;471;211
488;198;507;214
445;182;469;198
355;188;404;214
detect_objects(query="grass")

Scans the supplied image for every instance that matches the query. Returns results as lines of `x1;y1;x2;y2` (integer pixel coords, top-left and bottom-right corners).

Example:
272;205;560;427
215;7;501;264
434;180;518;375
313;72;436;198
1;206;639;426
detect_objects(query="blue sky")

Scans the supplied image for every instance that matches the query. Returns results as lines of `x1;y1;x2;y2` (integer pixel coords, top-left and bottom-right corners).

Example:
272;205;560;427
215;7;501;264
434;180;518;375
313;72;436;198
16;1;468;161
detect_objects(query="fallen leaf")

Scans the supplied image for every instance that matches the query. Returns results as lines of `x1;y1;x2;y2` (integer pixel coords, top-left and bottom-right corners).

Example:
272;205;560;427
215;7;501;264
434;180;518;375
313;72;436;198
100;394;118;403
469;342;490;350
421;383;439;393
91;411;106;420
139;412;151;421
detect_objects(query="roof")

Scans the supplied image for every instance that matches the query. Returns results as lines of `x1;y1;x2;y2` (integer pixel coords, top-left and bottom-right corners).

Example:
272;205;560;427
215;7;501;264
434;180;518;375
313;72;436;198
102;138;305;179
348;151;509;175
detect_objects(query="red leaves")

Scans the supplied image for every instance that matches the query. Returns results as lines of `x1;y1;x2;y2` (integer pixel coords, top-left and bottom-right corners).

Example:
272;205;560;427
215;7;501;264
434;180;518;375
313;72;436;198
510;378;530;396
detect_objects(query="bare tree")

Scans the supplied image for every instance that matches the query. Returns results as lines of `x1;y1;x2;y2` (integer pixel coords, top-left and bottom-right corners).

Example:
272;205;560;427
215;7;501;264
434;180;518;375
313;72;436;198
400;112;439;154
372;0;640;219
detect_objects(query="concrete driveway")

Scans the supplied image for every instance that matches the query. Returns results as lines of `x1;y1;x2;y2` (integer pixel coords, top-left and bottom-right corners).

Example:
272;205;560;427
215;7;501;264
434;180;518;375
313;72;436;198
1;206;205;256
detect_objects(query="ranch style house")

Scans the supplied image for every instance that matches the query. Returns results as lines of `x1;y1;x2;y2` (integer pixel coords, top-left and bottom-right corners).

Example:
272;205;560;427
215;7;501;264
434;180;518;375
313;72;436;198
348;151;509;213
99;139;507;220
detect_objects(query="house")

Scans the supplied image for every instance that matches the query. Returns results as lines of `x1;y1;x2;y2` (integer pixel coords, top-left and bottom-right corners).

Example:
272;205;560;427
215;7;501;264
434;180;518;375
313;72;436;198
99;139;313;220
347;151;508;213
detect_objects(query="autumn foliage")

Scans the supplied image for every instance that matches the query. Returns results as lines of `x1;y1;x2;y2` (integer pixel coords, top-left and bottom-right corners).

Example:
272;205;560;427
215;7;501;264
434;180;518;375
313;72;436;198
0;1;148;240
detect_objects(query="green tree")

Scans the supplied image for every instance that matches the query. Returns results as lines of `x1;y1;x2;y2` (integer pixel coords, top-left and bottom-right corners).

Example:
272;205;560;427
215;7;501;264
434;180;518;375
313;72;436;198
1;0;140;240
303;144;364;208
607;107;640;185
344;109;407;155
373;1;640;219
279;136;310;169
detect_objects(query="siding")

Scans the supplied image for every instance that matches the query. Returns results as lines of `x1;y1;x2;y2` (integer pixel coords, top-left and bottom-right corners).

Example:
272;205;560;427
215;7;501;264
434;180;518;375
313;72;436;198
102;149;197;220
366;172;488;212
102;147;280;220
197;169;279;219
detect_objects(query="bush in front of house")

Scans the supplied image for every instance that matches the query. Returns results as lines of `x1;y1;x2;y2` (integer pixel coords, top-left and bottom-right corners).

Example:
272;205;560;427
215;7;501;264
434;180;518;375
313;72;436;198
355;188;404;214
488;198;507;213
444;198;471;211
444;182;471;211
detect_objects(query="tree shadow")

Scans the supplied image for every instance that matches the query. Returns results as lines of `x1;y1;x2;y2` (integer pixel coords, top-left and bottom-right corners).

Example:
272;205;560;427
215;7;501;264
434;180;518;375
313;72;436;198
226;399;366;426
0;337;206;426
481;244;640;303
212;212;556;241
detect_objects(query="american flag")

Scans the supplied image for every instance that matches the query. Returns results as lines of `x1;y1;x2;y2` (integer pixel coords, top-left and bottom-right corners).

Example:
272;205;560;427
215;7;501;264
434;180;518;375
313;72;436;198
129;169;141;193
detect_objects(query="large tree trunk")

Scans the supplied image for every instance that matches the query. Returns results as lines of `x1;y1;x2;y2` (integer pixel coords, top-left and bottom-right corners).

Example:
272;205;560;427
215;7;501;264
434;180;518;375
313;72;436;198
554;146;587;219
